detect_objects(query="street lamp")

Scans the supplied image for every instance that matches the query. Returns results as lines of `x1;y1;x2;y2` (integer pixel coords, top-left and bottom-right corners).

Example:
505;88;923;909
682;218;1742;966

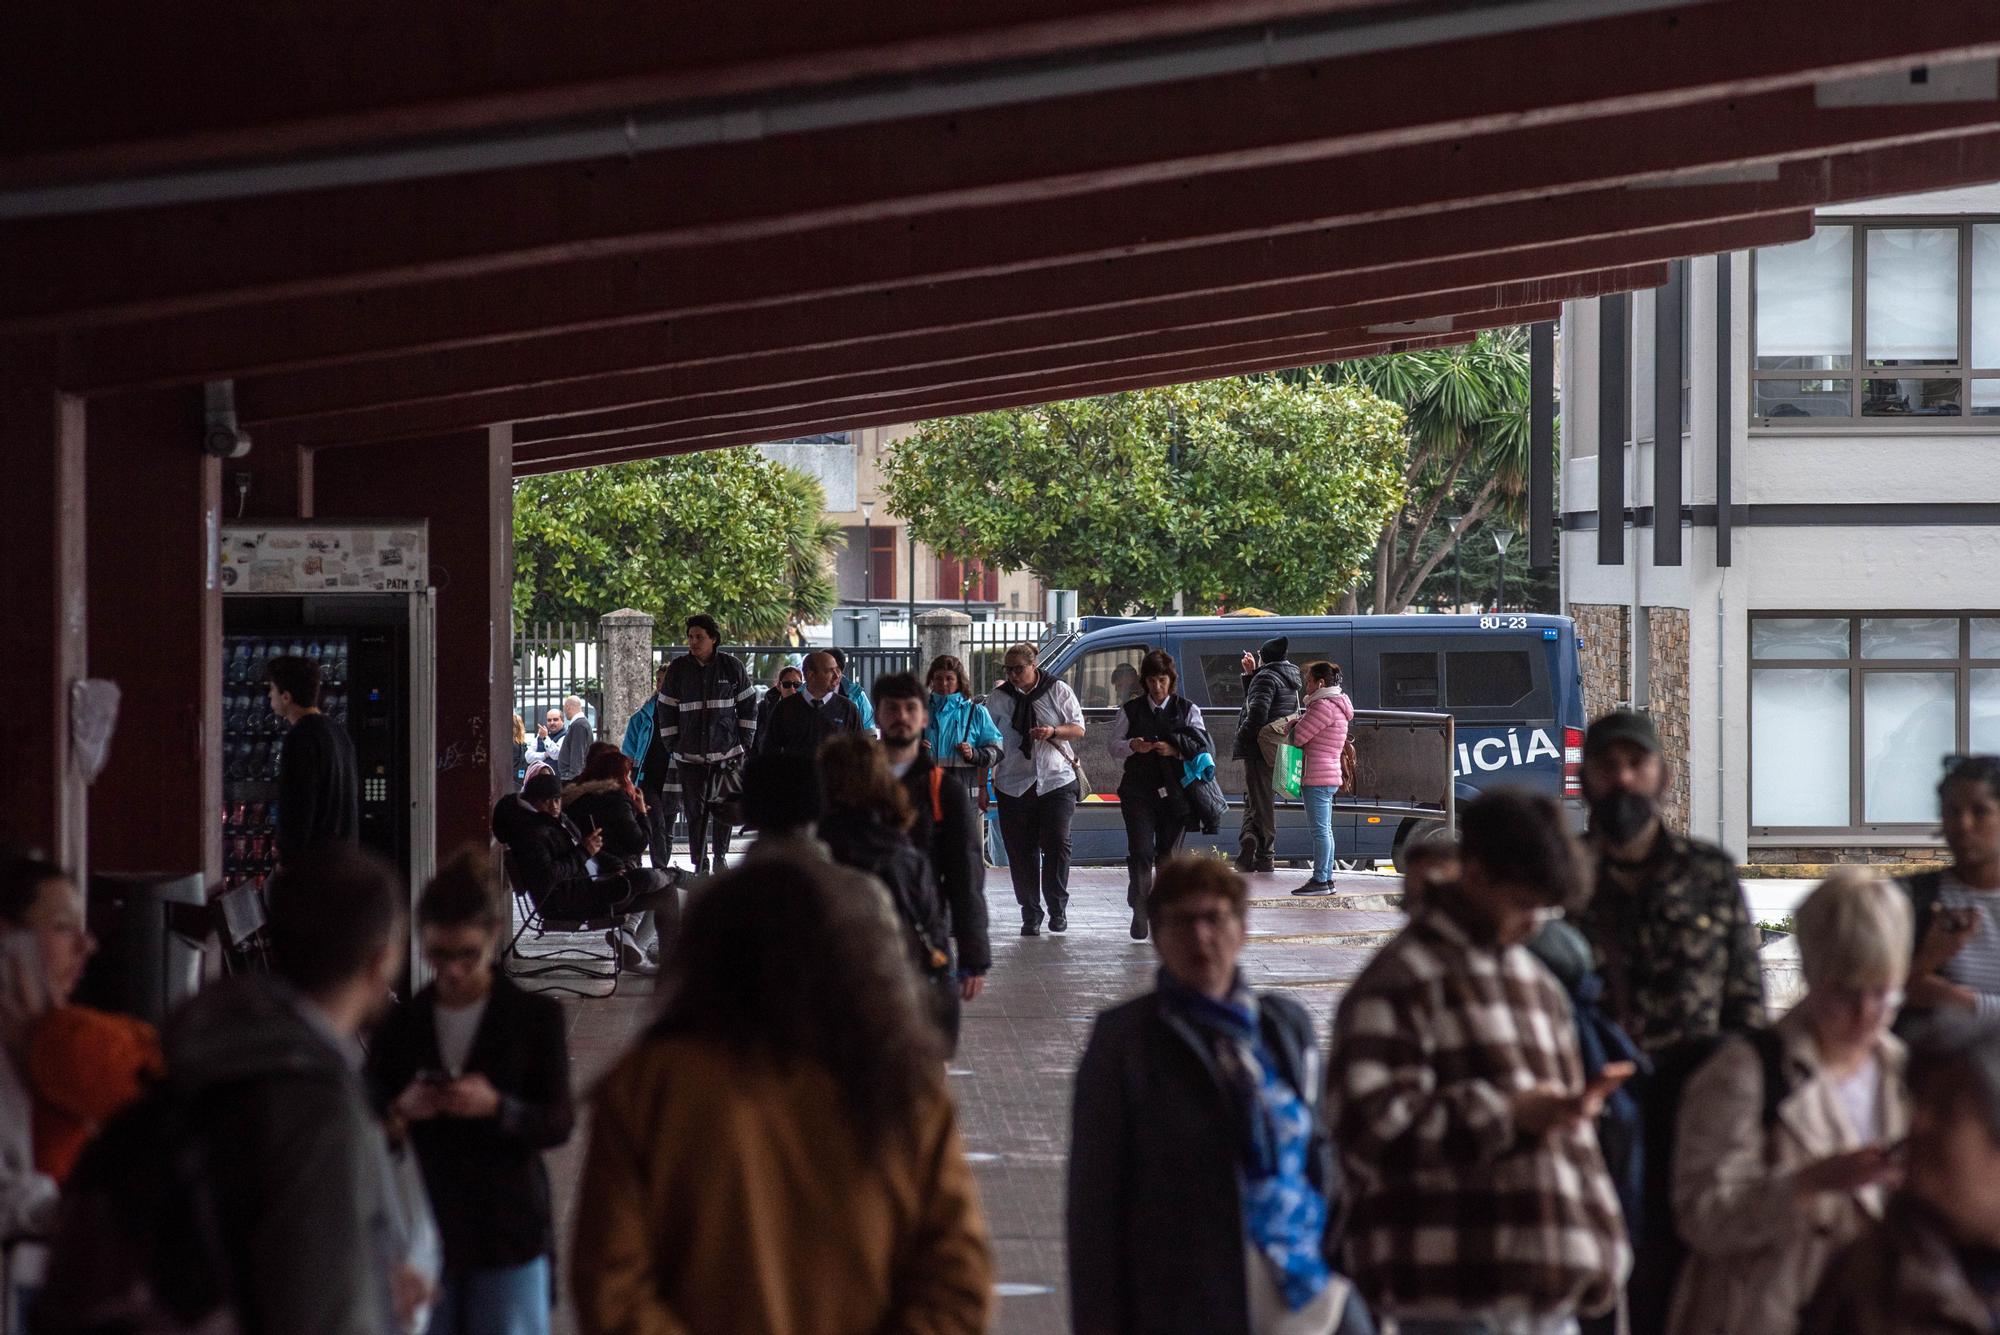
1492;525;1514;611
861;500;874;605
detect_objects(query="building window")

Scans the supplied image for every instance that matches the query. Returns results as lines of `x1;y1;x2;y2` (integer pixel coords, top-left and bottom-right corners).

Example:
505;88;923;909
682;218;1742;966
1749;614;2000;835
868;526;896;602
934;554;999;604
1751;220;2000;424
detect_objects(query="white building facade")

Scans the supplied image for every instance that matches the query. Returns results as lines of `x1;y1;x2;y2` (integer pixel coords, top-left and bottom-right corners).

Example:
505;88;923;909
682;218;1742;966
1562;186;2000;869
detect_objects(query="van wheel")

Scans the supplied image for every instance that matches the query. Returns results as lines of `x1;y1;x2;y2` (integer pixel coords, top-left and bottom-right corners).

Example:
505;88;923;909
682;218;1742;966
1391;821;1451;876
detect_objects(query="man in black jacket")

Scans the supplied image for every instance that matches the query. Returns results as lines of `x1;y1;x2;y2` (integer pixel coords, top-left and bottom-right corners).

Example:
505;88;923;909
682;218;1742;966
266;654;359;866
491;772;665;974
758;651;864;759
656;613;758;875
368;849;573;1334
872;672;992;1010
1232;636;1302;875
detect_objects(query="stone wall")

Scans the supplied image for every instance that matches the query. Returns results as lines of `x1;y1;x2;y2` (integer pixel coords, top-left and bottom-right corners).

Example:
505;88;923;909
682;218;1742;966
1745;846;1946;868
1570;603;1628;724
1647;606;1691;835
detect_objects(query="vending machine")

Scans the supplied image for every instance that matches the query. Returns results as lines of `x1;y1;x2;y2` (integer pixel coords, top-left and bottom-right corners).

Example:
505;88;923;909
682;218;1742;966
219;523;436;968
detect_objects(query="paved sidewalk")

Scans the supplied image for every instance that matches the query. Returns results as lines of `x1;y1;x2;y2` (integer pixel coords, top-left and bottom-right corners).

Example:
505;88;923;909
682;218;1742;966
539;863;1400;1335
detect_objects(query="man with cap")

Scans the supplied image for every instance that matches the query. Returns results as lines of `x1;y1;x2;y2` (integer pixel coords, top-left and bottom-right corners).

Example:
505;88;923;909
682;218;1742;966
1569;709;1765;1057
1568;708;1766;1335
1232;637;1302;875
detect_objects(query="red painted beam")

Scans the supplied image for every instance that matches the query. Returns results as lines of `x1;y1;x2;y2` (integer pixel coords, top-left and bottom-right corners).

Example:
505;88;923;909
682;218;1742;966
255;261;1677;449
237;184;1823;427
55;85;2000;390
509;313;1551;467
14;1;2000;327
510;331;1481;476
507;302;1567;451
1;1;1400;189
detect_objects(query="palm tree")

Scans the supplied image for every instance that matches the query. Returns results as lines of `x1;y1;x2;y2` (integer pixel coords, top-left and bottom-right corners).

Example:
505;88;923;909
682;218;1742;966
772;465;846;637
1325;327;1531;613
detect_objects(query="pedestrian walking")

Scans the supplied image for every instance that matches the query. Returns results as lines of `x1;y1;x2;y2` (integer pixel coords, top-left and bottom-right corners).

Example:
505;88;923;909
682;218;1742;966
750;662;805;754
1068;855;1373;1335
570;851;992;1335
41;847;416;1335
1566;710;1765;1335
817;732;964;1046
737;751;828;862
1109;649;1208;942
655;614;757;876
554;695;594;781
1233;638;1301;875
1898;755;2000;1018
1667;871;1910;1335
1328;790;1630;1334
875;672;992;1042
1801;1013;2000;1335
1289;661;1353;898
826;645;878;735
759;651;864;758
985;641;1086;936
367;848;573;1335
622;664;681;874
923;654;1003;807
266;654;360;865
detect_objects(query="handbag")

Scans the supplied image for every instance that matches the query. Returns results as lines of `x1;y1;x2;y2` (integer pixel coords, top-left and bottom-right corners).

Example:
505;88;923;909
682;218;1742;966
1257;711;1303;768
706;761;746;825
1339;738;1360;796
1057;740;1092;798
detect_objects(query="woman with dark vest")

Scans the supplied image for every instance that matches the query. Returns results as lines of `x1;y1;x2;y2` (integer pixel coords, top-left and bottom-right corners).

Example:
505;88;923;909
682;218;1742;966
1110;649;1211;942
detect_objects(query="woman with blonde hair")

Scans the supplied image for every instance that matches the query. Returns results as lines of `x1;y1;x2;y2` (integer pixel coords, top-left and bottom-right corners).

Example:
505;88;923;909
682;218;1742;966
1668;870;1912;1335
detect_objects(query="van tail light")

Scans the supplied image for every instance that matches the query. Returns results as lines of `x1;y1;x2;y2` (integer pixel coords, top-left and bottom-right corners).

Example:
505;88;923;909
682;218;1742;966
1563;726;1584;799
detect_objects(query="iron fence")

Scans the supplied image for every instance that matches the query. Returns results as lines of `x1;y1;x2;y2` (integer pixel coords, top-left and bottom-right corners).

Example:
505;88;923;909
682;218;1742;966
648;644;920;695
962;618;1051;694
514;621;603;735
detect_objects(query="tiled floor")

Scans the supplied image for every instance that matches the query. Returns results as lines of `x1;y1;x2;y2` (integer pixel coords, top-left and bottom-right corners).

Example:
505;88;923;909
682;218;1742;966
532;863;1403;1335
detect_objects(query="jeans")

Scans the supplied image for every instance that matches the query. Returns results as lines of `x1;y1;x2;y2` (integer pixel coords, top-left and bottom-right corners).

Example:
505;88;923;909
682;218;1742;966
1303;783;1338;883
430;1256;550;1335
997;780;1079;923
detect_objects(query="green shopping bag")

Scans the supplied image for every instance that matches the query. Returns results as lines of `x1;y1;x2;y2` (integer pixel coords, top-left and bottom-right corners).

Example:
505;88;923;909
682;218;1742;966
1273;741;1305;799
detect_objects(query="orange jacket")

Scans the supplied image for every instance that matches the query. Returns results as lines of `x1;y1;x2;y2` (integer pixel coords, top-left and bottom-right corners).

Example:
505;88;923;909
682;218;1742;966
28;1004;163;1182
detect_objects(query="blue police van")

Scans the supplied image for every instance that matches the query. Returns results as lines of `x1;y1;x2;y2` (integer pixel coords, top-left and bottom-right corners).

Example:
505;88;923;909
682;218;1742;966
1030;612;1586;871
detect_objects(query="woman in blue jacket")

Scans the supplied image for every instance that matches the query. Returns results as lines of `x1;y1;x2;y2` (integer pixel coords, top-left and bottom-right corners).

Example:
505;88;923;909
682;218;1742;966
924;655;1004;806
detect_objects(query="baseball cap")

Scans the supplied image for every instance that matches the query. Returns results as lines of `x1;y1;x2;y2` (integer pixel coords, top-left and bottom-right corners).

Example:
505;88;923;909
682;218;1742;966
1583;709;1660;759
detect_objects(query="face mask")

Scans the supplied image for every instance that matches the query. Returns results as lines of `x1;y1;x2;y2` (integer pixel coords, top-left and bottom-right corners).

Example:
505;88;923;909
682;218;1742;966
1590;790;1657;844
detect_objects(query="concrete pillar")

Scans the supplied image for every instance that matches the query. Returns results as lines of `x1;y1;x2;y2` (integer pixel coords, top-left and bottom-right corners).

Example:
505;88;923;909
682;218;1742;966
86;387;224;884
600;609;657;746
915;609;972;677
0;344;88;870
315;426;512;858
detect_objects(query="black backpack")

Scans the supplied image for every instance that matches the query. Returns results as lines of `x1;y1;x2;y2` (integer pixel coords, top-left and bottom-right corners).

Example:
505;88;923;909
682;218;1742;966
1626;1027;1794;1335
30;1082;240;1335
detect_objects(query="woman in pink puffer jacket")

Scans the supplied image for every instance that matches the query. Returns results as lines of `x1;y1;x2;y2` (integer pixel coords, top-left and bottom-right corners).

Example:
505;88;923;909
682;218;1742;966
1289;661;1353;896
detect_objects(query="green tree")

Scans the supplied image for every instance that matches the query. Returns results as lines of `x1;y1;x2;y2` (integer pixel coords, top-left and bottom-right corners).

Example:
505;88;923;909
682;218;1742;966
1321;328;1536;614
882;375;1406;615
512;450;845;641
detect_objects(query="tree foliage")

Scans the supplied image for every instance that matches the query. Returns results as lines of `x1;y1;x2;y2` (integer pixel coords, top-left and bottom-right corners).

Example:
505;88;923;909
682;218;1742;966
882;375;1406;615
1319;328;1537;614
512;450;845;641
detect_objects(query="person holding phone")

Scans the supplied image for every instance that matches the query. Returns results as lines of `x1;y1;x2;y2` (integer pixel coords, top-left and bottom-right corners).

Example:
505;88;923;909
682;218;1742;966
1900;755;2000;1017
1667;871;1911;1335
1328;791;1630;1334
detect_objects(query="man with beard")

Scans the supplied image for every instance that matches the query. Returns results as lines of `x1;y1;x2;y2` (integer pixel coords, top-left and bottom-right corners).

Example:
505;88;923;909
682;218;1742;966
1569;710;1766;1335
1569;710;1766;1057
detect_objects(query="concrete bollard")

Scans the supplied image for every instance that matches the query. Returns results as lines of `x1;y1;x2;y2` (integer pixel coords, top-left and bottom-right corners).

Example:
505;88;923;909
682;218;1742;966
914;608;972;677
600;609;657;743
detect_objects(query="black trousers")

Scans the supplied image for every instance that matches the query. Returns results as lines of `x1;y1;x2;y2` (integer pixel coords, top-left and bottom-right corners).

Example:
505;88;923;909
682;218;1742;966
1238;751;1276;864
996;780;1079;924
676;762;734;871
1119;789;1188;908
641;783;678;871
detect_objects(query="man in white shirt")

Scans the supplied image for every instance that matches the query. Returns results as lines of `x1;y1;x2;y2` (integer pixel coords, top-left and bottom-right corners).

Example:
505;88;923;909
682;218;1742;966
984;641;1087;936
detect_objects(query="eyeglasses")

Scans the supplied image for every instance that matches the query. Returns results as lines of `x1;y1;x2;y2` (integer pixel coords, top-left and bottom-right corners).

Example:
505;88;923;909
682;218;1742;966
1003;662;1034;676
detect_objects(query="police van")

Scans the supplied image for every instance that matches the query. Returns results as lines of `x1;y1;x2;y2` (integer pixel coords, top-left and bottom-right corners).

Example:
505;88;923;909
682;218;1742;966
1032;612;1586;871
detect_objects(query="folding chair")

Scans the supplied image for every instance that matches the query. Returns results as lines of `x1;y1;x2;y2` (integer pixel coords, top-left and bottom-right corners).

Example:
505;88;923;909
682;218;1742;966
501;848;622;997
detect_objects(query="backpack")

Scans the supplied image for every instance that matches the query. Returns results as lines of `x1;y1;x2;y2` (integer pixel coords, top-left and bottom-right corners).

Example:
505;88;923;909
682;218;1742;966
1627;1027;1794;1335
32;1082;241;1335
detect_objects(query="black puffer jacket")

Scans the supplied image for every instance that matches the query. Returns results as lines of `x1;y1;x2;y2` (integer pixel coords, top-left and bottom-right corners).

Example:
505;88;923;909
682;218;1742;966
820;814;950;975
1233;660;1303;760
561;779;649;872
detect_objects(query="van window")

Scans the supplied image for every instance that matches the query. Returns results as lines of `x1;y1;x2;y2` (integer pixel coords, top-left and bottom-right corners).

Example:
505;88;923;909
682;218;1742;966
1069;643;1149;709
1445;649;1535;708
1188;638;1341;707
1381;652;1440;709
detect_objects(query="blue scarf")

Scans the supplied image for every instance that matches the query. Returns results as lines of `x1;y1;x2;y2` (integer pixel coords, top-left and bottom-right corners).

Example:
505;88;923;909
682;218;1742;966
1158;970;1330;1311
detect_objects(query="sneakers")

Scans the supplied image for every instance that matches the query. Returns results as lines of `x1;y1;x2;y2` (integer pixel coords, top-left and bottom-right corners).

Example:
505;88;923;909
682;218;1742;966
1048;909;1068;934
611;929;659;976
1130;904;1149;941
1291;879;1337;897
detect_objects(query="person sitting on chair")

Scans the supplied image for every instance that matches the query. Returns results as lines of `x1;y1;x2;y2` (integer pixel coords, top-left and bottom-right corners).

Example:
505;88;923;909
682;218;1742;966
491;772;668;975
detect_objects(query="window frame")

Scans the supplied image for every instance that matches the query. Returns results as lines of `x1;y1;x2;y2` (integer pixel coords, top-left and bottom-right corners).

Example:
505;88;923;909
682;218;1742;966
1749;216;2000;430
1747;611;2000;840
